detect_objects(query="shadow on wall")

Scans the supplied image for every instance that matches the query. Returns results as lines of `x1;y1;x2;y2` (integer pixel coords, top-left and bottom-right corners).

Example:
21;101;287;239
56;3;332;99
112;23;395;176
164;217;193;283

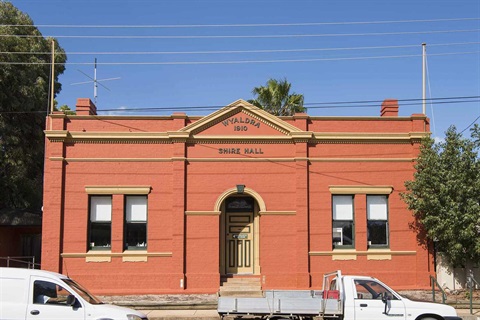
436;254;480;291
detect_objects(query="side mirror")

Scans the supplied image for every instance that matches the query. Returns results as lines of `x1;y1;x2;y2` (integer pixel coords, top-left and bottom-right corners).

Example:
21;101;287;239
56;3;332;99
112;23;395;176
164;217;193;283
381;292;389;314
66;294;76;306
381;291;389;303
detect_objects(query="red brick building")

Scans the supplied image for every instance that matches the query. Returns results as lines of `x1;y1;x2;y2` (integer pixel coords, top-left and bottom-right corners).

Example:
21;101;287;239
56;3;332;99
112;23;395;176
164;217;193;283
42;98;431;295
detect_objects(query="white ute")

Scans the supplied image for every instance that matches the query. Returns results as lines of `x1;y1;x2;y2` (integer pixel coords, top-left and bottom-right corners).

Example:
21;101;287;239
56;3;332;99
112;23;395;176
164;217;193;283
218;270;462;320
0;267;148;320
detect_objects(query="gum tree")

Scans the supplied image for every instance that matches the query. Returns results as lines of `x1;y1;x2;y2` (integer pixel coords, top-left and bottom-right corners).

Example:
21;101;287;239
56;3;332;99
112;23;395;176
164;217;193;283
0;1;66;209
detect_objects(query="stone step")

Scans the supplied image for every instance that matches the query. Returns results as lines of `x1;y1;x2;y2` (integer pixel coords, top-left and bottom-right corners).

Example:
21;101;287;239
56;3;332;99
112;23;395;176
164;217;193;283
218;289;264;298
219;276;263;298
219;285;262;291
222;279;260;286
221;277;261;284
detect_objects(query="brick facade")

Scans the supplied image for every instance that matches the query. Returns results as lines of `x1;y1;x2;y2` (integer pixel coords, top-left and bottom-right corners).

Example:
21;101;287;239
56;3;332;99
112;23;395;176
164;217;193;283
42;99;432;295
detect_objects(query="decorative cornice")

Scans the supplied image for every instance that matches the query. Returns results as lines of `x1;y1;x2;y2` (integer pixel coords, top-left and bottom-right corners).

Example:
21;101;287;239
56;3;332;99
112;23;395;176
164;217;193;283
45;129;428;145
45;131;172;144
189;138;294;144
85;186;151;195
329;186;393;194
312;132;428;143
290;132;314;140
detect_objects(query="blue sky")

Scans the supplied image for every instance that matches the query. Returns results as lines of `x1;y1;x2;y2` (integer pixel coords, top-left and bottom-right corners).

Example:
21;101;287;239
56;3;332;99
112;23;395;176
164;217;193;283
8;0;480;139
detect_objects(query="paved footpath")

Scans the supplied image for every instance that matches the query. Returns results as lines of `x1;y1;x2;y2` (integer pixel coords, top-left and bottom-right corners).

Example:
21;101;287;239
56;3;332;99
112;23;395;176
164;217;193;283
137;309;479;320
102;294;479;320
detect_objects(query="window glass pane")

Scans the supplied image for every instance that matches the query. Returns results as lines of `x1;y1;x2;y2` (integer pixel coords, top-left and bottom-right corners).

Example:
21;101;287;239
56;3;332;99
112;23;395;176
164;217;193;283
367;195;387;220
33;280;72;305
368;221;388;245
333;195;353;220
90;196;112;222
90;223;111;249
354;279;397;300
126;196;147;222
125;223;147;248
333;221;353;246
226;197;254;212
125;196;148;249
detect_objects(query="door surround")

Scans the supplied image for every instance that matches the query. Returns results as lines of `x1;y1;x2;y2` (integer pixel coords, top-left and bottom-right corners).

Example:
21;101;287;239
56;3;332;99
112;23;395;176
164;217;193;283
217;187;264;275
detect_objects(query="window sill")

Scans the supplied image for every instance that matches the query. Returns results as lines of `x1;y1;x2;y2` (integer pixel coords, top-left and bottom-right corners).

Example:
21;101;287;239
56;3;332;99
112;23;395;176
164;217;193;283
86;250;112;263
331;249;357;260
61;251;172;263
122;250;148;262
366;248;392;260
309;249;416;261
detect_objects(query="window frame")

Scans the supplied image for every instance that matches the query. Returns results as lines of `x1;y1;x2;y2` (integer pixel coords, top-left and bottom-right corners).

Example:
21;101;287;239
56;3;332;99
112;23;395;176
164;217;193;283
124;195;148;251
332;194;355;249
366;194;389;248
88;195;112;251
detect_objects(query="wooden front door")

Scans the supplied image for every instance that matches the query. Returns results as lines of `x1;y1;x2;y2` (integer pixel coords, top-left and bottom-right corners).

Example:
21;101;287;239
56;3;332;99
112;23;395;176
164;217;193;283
225;197;254;274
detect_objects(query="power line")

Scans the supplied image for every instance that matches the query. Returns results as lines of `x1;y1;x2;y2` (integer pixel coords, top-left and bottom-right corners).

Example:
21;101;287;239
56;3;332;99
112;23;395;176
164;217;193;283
0;51;479;66
3;17;479;28
460;115;480;134
303;95;480;106
1;96;478;115
2;42;479;56
99;99;480;113
1;28;479;39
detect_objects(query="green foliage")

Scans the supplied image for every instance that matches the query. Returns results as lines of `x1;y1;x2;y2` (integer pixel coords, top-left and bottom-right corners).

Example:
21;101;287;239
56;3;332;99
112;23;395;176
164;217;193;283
0;1;66;209
58;104;75;115
249;78;306;116
401;124;480;267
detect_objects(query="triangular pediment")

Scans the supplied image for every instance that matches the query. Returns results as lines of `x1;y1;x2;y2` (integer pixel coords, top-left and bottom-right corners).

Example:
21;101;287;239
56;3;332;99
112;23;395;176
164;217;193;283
179;99;303;137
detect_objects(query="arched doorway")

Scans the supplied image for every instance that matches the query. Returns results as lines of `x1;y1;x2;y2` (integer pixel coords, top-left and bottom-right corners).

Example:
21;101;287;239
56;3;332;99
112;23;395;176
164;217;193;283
217;188;264;275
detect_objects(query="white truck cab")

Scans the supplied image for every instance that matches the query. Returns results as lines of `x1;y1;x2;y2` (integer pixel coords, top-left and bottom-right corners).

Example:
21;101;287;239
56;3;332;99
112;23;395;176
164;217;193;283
0;267;148;320
338;274;461;320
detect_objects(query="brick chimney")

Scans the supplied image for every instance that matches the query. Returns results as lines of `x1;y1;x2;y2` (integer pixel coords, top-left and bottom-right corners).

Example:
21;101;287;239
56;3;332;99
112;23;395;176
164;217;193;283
76;98;97;115
380;99;399;117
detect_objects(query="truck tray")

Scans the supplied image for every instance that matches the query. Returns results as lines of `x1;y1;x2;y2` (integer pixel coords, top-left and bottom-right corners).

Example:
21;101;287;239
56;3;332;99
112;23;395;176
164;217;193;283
218;290;342;317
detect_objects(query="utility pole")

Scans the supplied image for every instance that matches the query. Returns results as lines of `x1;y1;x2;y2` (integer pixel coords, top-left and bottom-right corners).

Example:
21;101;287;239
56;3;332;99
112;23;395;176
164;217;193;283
50;39;55;114
422;43;426;115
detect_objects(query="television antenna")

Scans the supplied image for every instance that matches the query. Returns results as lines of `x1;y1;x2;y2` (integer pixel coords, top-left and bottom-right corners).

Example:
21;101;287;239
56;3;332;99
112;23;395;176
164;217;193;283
71;58;120;105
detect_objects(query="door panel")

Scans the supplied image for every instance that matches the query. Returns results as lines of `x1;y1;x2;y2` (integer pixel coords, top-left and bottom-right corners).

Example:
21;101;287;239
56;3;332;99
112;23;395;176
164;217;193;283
354;299;406;319
226;212;254;274
27;277;85;320
353;279;406;320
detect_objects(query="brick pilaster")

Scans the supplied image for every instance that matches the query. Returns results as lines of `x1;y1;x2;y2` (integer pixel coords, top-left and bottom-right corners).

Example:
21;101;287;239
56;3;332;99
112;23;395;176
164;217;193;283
42;115;66;273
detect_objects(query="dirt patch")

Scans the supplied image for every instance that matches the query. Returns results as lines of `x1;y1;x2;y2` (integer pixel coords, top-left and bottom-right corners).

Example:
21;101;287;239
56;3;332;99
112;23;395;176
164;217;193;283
399;289;480;305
